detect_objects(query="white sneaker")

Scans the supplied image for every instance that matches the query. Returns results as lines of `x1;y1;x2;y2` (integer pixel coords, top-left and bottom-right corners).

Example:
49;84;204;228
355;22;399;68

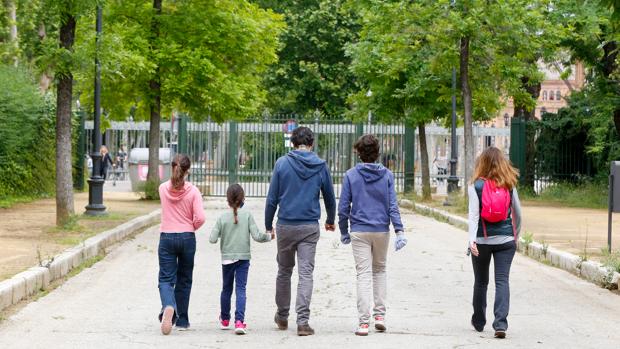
355;323;369;336
374;316;386;332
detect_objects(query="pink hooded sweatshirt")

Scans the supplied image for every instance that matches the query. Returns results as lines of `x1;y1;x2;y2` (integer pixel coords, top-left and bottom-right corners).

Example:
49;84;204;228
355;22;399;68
159;181;206;233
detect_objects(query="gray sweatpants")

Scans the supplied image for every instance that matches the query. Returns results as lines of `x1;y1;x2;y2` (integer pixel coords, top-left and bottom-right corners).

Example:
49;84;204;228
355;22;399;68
275;223;320;325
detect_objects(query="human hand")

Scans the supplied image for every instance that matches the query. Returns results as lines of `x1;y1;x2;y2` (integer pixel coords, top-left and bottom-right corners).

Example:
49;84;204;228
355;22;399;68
469;241;479;257
325;223;335;232
270;231;276;240
395;232;407;251
340;233;351;245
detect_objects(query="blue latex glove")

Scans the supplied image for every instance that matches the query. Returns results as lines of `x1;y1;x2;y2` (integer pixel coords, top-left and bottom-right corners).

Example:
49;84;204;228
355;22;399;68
395;232;407;251
341;233;351;245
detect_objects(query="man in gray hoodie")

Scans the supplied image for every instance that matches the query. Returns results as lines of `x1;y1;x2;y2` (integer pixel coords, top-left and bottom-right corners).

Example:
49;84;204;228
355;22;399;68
265;126;336;336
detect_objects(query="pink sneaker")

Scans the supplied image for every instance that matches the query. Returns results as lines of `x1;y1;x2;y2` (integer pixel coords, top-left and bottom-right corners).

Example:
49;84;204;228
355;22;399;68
355;323;369;336
374;316;386;332
234;320;247;335
161;306;174;335
219;316;230;330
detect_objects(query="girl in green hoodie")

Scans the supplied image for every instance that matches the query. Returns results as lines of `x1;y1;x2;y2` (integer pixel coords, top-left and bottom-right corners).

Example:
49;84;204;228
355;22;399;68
210;184;274;335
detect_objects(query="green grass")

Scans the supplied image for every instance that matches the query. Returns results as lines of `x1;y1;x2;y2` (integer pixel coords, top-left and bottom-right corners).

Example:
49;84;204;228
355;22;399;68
66;254;105;278
601;249;620;273
0;194;48;208
521;181;608;209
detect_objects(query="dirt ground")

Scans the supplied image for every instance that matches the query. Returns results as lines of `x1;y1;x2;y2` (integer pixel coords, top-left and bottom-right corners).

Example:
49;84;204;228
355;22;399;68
0;189;159;281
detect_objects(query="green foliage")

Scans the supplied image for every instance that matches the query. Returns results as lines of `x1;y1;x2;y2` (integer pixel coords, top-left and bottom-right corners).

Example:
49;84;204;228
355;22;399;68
139;179;160;201
521;181;608;209
257;0;359;116
601;249;620;273
0;64;55;200
74;0;285;122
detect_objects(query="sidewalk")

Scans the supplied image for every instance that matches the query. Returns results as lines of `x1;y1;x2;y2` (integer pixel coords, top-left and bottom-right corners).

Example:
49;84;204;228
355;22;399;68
1;198;619;348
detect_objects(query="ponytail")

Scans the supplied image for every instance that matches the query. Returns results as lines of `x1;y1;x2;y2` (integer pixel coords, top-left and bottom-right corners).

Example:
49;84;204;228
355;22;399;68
226;184;245;225
171;154;191;190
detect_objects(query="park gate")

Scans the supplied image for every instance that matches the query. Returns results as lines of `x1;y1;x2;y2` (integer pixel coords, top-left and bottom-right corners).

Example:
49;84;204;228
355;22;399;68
177;115;415;197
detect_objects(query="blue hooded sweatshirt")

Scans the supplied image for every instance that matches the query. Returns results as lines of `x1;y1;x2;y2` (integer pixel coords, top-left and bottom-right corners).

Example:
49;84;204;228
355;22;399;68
338;163;404;235
265;150;336;231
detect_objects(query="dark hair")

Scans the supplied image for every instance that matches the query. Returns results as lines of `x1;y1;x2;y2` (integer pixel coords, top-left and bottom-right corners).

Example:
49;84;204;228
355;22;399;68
354;134;380;163
290;126;314;147
226;184;245;224
171;154;191;190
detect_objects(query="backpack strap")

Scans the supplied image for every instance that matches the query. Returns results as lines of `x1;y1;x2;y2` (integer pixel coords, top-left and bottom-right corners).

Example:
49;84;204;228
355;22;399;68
476;178;488;240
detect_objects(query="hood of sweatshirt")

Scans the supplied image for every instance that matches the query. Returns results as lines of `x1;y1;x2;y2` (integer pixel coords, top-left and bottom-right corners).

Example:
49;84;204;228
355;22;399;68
161;181;193;201
285;150;327;180
355;163;387;183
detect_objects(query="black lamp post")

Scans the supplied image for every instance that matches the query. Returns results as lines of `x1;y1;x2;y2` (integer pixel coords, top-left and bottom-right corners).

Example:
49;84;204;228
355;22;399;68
446;0;459;198
85;5;106;215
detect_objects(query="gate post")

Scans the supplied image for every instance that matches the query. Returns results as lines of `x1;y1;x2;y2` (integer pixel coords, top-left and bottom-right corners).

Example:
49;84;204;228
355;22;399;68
228;121;239;185
177;114;188;155
74;110;86;191
510;115;526;184
404;123;416;193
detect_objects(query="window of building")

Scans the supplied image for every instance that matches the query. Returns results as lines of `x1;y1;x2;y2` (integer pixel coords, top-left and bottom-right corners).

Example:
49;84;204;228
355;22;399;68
556;90;561;100
549;91;554;100
503;113;510;127
541;107;547;115
542;91;548;100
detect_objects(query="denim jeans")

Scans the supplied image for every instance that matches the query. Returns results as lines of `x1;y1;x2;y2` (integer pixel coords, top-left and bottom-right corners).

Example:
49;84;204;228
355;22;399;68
275;223;320;326
471;241;516;331
158;232;196;328
220;260;250;323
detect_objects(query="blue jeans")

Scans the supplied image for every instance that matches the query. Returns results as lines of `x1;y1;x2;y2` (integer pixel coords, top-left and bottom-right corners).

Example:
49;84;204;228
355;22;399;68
220;260;250;323
471;241;516;331
158;232;196;328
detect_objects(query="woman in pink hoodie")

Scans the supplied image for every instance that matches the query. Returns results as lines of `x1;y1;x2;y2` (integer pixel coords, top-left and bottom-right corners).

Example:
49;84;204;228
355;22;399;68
158;154;205;335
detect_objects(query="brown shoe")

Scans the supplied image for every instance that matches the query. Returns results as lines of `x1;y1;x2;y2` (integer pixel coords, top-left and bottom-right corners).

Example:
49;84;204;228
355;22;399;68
494;330;506;339
161;306;174;335
274;313;288;330
297;324;315;336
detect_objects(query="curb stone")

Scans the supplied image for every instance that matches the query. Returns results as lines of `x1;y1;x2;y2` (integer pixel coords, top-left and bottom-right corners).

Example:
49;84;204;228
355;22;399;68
402;200;620;290
0;209;161;313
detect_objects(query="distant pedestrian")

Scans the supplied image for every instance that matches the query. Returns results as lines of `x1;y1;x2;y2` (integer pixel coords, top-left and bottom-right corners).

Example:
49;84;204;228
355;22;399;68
468;146;522;339
100;145;114;180
338;134;407;336
265;126;337;336
157;154;205;335
210;184;274;335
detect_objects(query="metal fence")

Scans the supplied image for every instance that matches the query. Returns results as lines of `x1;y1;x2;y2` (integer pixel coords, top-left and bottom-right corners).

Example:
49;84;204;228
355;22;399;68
85;116;510;197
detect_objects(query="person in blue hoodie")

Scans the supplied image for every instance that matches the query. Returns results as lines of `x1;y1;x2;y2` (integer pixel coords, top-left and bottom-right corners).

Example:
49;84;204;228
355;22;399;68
338;134;407;337
265;126;336;336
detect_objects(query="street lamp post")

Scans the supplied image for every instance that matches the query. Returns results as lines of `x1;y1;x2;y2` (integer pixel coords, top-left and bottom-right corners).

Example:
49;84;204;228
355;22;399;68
85;5;106;215
366;89;372;128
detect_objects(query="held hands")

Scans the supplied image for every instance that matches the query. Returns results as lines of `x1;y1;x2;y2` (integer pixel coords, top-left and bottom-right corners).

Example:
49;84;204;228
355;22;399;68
267;228;276;241
324;223;336;232
340;233;351;245
395;231;407;251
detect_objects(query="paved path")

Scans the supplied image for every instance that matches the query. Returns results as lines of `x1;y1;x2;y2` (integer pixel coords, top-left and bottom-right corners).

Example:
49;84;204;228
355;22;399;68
1;198;619;348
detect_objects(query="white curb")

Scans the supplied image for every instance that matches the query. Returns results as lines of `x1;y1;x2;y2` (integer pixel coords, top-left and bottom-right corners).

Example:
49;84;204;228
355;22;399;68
0;209;161;313
405;201;620;290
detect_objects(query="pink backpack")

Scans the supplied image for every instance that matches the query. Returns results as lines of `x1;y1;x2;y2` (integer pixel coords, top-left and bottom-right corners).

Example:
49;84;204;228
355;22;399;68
480;179;516;239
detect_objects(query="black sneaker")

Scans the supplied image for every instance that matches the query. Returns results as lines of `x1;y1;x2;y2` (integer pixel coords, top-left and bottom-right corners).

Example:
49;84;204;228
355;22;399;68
471;320;483;332
274;313;288;330
297;324;315;336
494;330;506;339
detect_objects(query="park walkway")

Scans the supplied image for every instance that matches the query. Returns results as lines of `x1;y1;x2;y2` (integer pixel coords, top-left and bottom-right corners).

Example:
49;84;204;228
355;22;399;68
1;198;619;348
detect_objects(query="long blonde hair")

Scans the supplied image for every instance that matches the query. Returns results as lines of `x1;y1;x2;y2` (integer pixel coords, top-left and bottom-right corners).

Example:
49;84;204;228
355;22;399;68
471;147;519;190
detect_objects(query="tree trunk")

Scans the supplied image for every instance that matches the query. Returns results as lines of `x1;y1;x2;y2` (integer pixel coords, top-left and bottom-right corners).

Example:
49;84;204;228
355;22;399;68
55;13;76;225
38;22;52;92
146;0;162;196
418;123;431;201
7;0;18;66
460;35;474;194
513;76;541;190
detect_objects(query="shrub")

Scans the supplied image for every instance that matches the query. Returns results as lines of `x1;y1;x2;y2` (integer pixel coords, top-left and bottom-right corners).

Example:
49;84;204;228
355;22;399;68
0;64;55;201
